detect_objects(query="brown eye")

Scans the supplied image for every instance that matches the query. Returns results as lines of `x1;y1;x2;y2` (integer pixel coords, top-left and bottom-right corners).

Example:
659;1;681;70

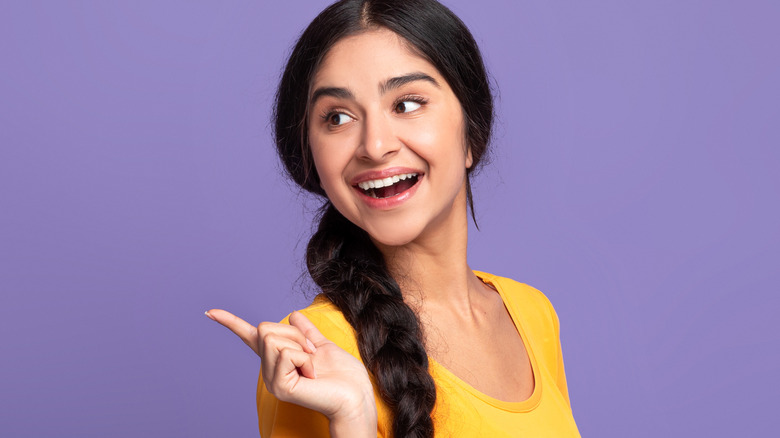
328;113;351;126
395;100;422;113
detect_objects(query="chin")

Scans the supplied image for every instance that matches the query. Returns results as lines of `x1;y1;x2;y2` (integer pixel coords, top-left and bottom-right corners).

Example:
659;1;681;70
362;224;422;249
371;235;416;248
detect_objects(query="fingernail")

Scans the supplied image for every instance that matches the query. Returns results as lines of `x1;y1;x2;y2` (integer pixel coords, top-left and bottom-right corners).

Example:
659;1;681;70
306;338;317;353
204;310;216;321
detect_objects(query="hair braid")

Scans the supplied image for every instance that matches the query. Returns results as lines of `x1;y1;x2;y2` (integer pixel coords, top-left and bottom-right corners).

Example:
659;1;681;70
307;204;436;437
276;2;493;434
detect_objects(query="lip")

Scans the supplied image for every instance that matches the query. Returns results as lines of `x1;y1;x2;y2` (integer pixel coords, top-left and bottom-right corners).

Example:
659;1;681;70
350;167;424;210
349;166;424;185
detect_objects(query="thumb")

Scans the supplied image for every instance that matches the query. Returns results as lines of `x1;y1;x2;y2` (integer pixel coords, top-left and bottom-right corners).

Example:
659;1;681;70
289;311;329;346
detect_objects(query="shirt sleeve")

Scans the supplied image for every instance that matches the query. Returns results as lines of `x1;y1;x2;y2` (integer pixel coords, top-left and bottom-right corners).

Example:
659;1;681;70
550;302;572;407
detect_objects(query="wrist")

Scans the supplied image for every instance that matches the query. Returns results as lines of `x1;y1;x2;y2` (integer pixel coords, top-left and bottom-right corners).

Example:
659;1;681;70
328;385;377;438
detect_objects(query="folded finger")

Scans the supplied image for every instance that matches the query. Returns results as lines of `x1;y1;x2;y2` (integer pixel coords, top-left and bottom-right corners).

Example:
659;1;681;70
263;347;317;397
277;348;316;382
289;311;328;348
261;333;306;362
257;321;316;354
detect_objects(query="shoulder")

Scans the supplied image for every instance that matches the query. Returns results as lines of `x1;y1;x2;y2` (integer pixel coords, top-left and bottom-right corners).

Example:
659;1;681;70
257;296;364;437
475;271;558;314
279;295;361;359
475;271;566;375
474;270;561;337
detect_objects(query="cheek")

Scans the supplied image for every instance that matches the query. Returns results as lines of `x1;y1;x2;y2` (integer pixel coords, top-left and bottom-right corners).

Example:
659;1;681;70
400;116;448;152
311;147;335;189
403;114;468;168
309;137;352;195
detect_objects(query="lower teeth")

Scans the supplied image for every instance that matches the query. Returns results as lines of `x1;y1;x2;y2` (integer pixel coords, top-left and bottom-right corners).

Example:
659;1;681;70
361;175;418;199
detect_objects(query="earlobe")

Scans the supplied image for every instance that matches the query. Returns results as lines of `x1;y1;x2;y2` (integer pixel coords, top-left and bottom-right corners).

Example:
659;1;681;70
465;146;474;169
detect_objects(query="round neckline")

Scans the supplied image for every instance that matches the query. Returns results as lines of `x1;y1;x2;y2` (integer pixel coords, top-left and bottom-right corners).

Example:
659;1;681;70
427;271;543;413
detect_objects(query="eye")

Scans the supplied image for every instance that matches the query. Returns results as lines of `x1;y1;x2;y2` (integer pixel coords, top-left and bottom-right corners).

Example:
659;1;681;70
395;100;422;113
327;112;352;126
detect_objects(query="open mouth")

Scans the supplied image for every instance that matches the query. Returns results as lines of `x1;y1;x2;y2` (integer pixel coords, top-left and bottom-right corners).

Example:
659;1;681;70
355;173;420;199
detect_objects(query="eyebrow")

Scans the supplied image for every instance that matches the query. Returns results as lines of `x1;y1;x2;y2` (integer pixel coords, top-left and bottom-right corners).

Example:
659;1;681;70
309;72;439;106
310;86;355;106
380;72;440;95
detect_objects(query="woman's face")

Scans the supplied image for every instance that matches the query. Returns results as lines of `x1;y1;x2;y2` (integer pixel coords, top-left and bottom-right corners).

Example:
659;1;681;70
307;28;472;247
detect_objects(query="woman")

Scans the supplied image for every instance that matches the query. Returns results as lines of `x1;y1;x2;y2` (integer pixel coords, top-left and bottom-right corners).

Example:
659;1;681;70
207;0;580;436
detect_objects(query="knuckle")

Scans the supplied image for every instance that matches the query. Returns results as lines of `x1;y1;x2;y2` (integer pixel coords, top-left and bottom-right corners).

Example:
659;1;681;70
256;321;273;335
262;332;287;353
262;332;280;344
278;347;294;361
261;336;277;359
278;347;306;366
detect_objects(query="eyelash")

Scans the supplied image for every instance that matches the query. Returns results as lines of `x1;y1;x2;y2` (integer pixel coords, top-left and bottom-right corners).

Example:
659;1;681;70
318;94;429;126
393;94;429;113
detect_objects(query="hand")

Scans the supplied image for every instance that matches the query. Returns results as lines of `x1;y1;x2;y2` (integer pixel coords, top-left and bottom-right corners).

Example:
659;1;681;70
206;309;377;434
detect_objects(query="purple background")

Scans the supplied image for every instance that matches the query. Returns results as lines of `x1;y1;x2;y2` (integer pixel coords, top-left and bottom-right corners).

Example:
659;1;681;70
2;1;778;436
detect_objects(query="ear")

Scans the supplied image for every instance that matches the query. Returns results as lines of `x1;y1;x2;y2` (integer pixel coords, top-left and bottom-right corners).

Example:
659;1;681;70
465;145;474;169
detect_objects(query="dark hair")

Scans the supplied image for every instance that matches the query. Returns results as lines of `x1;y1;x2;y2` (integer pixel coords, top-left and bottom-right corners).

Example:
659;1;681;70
274;1;493;436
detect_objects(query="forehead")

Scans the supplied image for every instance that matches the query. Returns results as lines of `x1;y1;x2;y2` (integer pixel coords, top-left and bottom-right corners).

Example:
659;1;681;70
311;28;439;88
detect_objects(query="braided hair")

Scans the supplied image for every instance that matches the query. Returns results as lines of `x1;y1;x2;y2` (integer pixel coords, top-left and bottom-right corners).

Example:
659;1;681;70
273;1;493;436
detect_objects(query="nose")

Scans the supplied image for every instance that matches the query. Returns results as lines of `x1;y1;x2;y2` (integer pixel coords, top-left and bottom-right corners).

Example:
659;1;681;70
357;112;400;162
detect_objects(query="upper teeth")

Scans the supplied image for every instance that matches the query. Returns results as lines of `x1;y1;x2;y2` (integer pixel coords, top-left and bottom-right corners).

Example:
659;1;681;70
357;173;417;190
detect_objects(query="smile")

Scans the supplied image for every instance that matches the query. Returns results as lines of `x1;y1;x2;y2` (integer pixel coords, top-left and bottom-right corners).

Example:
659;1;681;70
355;173;419;199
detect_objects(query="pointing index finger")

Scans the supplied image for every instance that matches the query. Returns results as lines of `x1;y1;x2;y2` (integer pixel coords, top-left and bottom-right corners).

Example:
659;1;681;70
206;309;260;355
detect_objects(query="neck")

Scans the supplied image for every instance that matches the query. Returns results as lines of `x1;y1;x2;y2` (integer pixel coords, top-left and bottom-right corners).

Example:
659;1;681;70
373;182;482;313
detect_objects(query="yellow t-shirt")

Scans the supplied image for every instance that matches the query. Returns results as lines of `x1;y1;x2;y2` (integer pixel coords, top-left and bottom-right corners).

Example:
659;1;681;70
257;271;581;437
